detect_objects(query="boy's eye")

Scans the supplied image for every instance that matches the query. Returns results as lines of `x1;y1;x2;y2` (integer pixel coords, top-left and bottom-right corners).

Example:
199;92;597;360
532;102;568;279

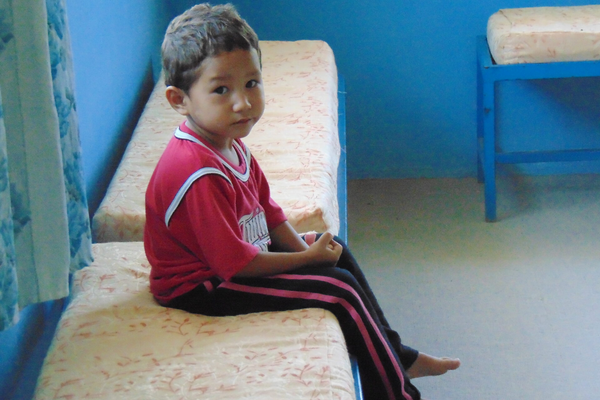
246;80;258;88
214;86;228;95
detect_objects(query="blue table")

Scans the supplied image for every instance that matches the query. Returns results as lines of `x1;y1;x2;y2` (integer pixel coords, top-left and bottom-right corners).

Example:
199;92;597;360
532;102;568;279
476;35;600;221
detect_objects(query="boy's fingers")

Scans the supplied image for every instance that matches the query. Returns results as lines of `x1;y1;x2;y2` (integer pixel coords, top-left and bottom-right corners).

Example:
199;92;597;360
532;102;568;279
316;233;342;259
318;232;334;243
331;241;343;257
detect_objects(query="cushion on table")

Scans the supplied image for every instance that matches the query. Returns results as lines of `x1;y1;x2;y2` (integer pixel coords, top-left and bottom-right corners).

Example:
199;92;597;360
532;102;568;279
487;5;600;65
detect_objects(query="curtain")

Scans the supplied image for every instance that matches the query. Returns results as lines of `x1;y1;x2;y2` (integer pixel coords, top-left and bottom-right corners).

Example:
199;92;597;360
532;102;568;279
0;0;92;331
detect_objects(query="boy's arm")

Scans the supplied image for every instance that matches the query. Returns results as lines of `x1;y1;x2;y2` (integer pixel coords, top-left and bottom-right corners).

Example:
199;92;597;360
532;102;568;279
235;232;341;278
268;221;309;252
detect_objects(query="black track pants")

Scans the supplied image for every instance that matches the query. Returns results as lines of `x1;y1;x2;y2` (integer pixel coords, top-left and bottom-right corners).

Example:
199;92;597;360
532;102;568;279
165;236;421;400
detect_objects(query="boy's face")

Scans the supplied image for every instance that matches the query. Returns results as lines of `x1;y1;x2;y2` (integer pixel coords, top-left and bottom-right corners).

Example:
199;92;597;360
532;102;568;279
177;48;264;148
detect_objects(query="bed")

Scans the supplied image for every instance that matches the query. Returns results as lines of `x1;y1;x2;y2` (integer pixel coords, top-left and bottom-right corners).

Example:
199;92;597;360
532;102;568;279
33;40;358;399
33;242;355;399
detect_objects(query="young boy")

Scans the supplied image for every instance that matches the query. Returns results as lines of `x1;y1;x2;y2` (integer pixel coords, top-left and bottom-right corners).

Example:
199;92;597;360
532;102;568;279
144;4;460;400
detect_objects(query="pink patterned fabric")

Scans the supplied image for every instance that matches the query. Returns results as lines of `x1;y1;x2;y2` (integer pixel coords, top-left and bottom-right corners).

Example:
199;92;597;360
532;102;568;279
92;40;340;242
488;6;600;65
33;242;355;400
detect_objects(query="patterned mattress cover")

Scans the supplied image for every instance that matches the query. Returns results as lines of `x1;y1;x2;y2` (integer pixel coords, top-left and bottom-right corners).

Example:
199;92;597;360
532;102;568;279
487;5;600;65
33;242;355;400
92;40;340;242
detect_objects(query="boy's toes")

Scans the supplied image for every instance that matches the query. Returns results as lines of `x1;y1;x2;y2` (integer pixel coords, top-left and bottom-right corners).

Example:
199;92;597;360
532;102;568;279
407;354;461;379
440;357;461;372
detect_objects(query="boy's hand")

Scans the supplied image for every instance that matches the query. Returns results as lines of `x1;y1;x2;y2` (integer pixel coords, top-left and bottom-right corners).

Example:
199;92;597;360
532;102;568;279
306;232;343;267
236;232;343;277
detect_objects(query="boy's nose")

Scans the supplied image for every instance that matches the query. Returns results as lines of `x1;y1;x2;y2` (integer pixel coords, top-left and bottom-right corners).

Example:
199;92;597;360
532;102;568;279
232;93;251;112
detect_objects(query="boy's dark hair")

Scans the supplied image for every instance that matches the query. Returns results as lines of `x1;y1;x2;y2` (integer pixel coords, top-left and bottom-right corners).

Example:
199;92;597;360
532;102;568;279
162;3;261;93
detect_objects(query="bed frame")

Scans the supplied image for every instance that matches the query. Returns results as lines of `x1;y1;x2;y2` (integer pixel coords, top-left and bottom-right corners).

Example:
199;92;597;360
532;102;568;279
476;35;600;222
338;76;363;400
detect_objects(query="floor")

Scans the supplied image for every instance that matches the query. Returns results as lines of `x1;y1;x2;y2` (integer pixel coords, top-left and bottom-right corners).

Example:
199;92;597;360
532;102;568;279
347;175;600;400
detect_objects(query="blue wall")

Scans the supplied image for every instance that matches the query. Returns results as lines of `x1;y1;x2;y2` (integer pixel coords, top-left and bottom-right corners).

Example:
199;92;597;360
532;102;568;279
174;0;600;179
69;0;600;203
67;0;170;214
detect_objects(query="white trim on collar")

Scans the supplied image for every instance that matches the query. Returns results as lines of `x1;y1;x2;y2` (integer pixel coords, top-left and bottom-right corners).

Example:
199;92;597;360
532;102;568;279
174;128;251;182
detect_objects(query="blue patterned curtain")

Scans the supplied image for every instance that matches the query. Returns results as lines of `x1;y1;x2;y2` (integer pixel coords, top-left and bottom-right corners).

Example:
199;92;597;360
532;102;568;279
0;0;92;331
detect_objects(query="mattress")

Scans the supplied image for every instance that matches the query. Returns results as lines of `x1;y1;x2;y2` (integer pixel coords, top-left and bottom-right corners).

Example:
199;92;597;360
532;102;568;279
33;242;355;400
92;40;340;242
487;5;600;65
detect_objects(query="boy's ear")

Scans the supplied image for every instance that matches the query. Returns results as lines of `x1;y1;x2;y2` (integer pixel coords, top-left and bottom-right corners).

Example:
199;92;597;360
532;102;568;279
165;86;189;116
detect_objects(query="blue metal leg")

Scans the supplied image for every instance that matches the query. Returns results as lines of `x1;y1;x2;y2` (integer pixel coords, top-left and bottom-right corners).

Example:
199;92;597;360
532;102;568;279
476;61;484;183
482;80;497;222
349;355;363;400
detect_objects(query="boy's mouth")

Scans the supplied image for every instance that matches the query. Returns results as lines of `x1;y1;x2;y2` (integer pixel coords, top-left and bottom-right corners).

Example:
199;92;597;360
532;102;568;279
234;118;252;125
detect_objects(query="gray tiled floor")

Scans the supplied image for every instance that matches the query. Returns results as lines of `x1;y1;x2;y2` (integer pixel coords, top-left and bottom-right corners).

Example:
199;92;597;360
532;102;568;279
348;175;600;400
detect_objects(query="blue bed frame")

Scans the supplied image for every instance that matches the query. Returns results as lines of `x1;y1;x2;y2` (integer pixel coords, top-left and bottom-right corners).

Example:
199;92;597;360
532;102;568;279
337;76;364;400
2;74;358;400
337;76;348;245
476;35;600;222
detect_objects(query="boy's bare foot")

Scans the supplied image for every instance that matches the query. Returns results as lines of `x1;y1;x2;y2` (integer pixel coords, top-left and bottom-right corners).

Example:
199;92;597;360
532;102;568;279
406;353;461;379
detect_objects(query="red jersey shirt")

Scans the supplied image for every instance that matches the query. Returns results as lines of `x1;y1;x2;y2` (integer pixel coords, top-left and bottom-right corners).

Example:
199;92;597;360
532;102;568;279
144;122;287;302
